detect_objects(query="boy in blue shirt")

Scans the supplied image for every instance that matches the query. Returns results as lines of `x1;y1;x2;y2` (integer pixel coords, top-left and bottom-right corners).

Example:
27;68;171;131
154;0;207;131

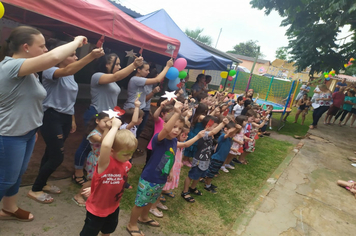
204;122;240;193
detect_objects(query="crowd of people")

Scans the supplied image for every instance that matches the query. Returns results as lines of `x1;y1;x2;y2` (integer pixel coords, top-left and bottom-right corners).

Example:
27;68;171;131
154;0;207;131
0;26;354;236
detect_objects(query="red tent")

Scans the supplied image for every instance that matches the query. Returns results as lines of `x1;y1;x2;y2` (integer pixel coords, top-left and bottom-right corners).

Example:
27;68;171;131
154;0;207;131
1;0;180;59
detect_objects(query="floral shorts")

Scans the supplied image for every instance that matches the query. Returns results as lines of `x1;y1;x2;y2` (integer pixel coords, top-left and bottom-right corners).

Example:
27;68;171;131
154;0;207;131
134;177;165;207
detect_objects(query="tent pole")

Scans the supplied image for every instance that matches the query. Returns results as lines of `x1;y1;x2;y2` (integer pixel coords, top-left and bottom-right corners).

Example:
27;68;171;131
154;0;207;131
278;80;296;130
246;46;260;92
265;76;274;101
232;71;239;93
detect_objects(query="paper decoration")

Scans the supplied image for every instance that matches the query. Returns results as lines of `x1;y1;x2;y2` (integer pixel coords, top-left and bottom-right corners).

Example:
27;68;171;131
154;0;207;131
161;91;177;101
96;35;105;48
254;134;259;140
113;106;125;116
206;119;214;128
176;82;183;88
238;146;244;153
125;49;137;58
136;92;142;98
223;109;229;116
103;109;120;118
165;43;176;57
139;45;144;56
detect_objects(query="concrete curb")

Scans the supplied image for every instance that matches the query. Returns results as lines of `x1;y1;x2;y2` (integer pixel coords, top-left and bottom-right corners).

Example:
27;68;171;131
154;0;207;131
228;141;304;236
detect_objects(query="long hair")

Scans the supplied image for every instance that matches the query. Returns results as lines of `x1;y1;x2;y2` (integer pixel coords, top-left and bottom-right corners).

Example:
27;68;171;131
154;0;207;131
0;26;41;61
192;103;208;127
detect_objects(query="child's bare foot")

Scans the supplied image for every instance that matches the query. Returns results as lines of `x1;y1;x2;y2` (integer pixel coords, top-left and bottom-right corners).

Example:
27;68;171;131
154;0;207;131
293;121;297;123
72;194;86;207
126;224;144;236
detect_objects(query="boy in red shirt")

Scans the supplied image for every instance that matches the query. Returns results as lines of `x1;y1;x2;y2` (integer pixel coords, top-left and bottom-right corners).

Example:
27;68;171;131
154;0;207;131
80;118;137;236
324;87;345;124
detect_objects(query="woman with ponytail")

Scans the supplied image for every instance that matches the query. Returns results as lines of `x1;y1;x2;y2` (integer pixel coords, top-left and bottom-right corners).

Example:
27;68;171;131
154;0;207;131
0;26;87;221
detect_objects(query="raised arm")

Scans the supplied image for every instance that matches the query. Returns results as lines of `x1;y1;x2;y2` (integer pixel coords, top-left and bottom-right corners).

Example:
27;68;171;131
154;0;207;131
98;56;143;85
52;48;105;79
146;86;160;101
153;100;168;122
208;118;229;136
97;118;122;174
18;36;87;77
126;98;141;130
177;130;205;148
157;101;183;141
145;59;173;85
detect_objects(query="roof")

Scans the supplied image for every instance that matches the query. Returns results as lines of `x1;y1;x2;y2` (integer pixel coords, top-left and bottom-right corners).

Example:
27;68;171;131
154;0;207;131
271;59;295;70
334;74;356;82
227;53;270;64
108;1;142;18
136;9;232;71
2;0;180;63
189;37;242;64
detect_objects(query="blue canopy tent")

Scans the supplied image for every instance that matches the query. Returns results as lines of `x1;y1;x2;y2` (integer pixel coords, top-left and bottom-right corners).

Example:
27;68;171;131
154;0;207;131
136;9;232;71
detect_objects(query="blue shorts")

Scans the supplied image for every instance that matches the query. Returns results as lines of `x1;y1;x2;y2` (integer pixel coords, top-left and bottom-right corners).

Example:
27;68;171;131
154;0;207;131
188;166;206;180
134;177;165;207
205;159;224;179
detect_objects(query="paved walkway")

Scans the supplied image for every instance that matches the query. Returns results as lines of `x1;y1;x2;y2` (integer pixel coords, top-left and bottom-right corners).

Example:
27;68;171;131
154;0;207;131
231;123;356;236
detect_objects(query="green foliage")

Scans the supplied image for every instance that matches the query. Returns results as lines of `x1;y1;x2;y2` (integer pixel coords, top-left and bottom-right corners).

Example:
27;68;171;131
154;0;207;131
250;0;356;74
275;46;289;60
185;28;213;46
227;40;266;58
345;64;356;76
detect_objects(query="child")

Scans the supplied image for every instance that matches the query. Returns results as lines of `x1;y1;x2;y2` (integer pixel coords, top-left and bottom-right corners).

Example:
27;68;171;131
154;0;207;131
181;116;229;202
267;105;273;129
324;87;345;125
73;112;110;207
146;100;173;164
204;122;238;193
337;180;356;198
79;118;138;236
149;126;204;217
182;103;208;167
294;94;308;124
121;98;143;137
232;115;248;164
126;102;187;235
238;110;256;164
301;97;312;125
232;96;244;117
333;90;356;126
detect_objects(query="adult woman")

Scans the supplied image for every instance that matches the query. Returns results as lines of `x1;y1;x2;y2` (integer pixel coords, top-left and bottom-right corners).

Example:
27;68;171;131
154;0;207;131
73;53;143;185
310;84;332;129
0;26;86;221
27;41;105;203
123;59;174;136
190;74;206;98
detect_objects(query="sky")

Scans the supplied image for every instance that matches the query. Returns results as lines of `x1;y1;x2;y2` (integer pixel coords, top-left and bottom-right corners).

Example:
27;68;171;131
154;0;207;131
117;0;290;61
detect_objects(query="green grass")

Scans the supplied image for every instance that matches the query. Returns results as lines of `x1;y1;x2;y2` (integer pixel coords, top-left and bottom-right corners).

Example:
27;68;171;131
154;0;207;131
275;107;313;137
120;137;293;235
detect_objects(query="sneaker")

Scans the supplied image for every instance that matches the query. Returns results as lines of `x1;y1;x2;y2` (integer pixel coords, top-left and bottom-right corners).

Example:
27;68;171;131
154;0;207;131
204;185;217;194
220;166;229;173
225;164;235;170
211;183;218;189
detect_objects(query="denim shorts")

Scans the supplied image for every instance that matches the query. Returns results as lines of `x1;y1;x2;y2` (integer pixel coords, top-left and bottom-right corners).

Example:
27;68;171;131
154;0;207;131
205;159;224;179
135;177;165;207
188;166;206;180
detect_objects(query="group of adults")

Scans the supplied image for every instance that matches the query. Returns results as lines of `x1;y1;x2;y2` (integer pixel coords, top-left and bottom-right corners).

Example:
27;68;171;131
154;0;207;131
0;26;175;221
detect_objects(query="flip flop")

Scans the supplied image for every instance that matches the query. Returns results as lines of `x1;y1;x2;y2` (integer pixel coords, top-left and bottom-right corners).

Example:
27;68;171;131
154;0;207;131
126;227;143;236
0;208;33;222
137;219;160;227
72;197;86;207
159;195;166;202
27;192;54;204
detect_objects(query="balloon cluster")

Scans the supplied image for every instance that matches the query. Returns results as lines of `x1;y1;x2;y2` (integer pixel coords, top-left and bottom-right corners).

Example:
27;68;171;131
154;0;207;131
220;70;237;83
323;70;335;81
166;58;188;90
344;58;355;68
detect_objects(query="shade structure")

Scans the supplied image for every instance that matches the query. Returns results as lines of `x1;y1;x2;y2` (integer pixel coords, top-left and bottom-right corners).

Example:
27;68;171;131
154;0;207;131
136;9;232;71
1;0;180;63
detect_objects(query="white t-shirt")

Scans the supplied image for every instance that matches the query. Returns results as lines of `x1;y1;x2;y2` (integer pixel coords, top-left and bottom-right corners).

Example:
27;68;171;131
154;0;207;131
233;104;243;117
120;123;137;137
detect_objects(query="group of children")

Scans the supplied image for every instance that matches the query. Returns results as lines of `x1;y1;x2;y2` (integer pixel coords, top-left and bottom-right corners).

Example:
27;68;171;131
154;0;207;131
72;86;274;236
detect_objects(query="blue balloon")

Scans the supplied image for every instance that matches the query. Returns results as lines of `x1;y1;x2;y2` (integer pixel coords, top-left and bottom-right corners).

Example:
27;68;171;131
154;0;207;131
166;67;179;80
168;77;180;90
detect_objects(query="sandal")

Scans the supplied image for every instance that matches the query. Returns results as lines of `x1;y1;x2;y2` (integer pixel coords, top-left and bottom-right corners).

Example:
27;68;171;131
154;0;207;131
125;182;133;189
149;208;163;218
189;187;202;196
181;191;195;203
0;208;33;222
72;175;87;186
137;218;160;227
156;202;168;211
42;185;61;194
126;227;144;236
162;191;175;198
159;195;166;203
27;192;54;204
72;197;86;207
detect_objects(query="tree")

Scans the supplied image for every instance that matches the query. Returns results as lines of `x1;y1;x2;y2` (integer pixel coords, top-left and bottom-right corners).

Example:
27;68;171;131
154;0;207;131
227;40;265;58
185;28;213;46
250;0;356;75
275;47;288;60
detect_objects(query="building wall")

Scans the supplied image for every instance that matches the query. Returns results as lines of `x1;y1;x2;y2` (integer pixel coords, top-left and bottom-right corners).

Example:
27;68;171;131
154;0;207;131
238;59;270;74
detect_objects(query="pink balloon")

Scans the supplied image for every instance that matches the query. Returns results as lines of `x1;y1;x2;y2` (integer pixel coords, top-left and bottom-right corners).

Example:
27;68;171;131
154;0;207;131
227;76;233;81
174;58;187;71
